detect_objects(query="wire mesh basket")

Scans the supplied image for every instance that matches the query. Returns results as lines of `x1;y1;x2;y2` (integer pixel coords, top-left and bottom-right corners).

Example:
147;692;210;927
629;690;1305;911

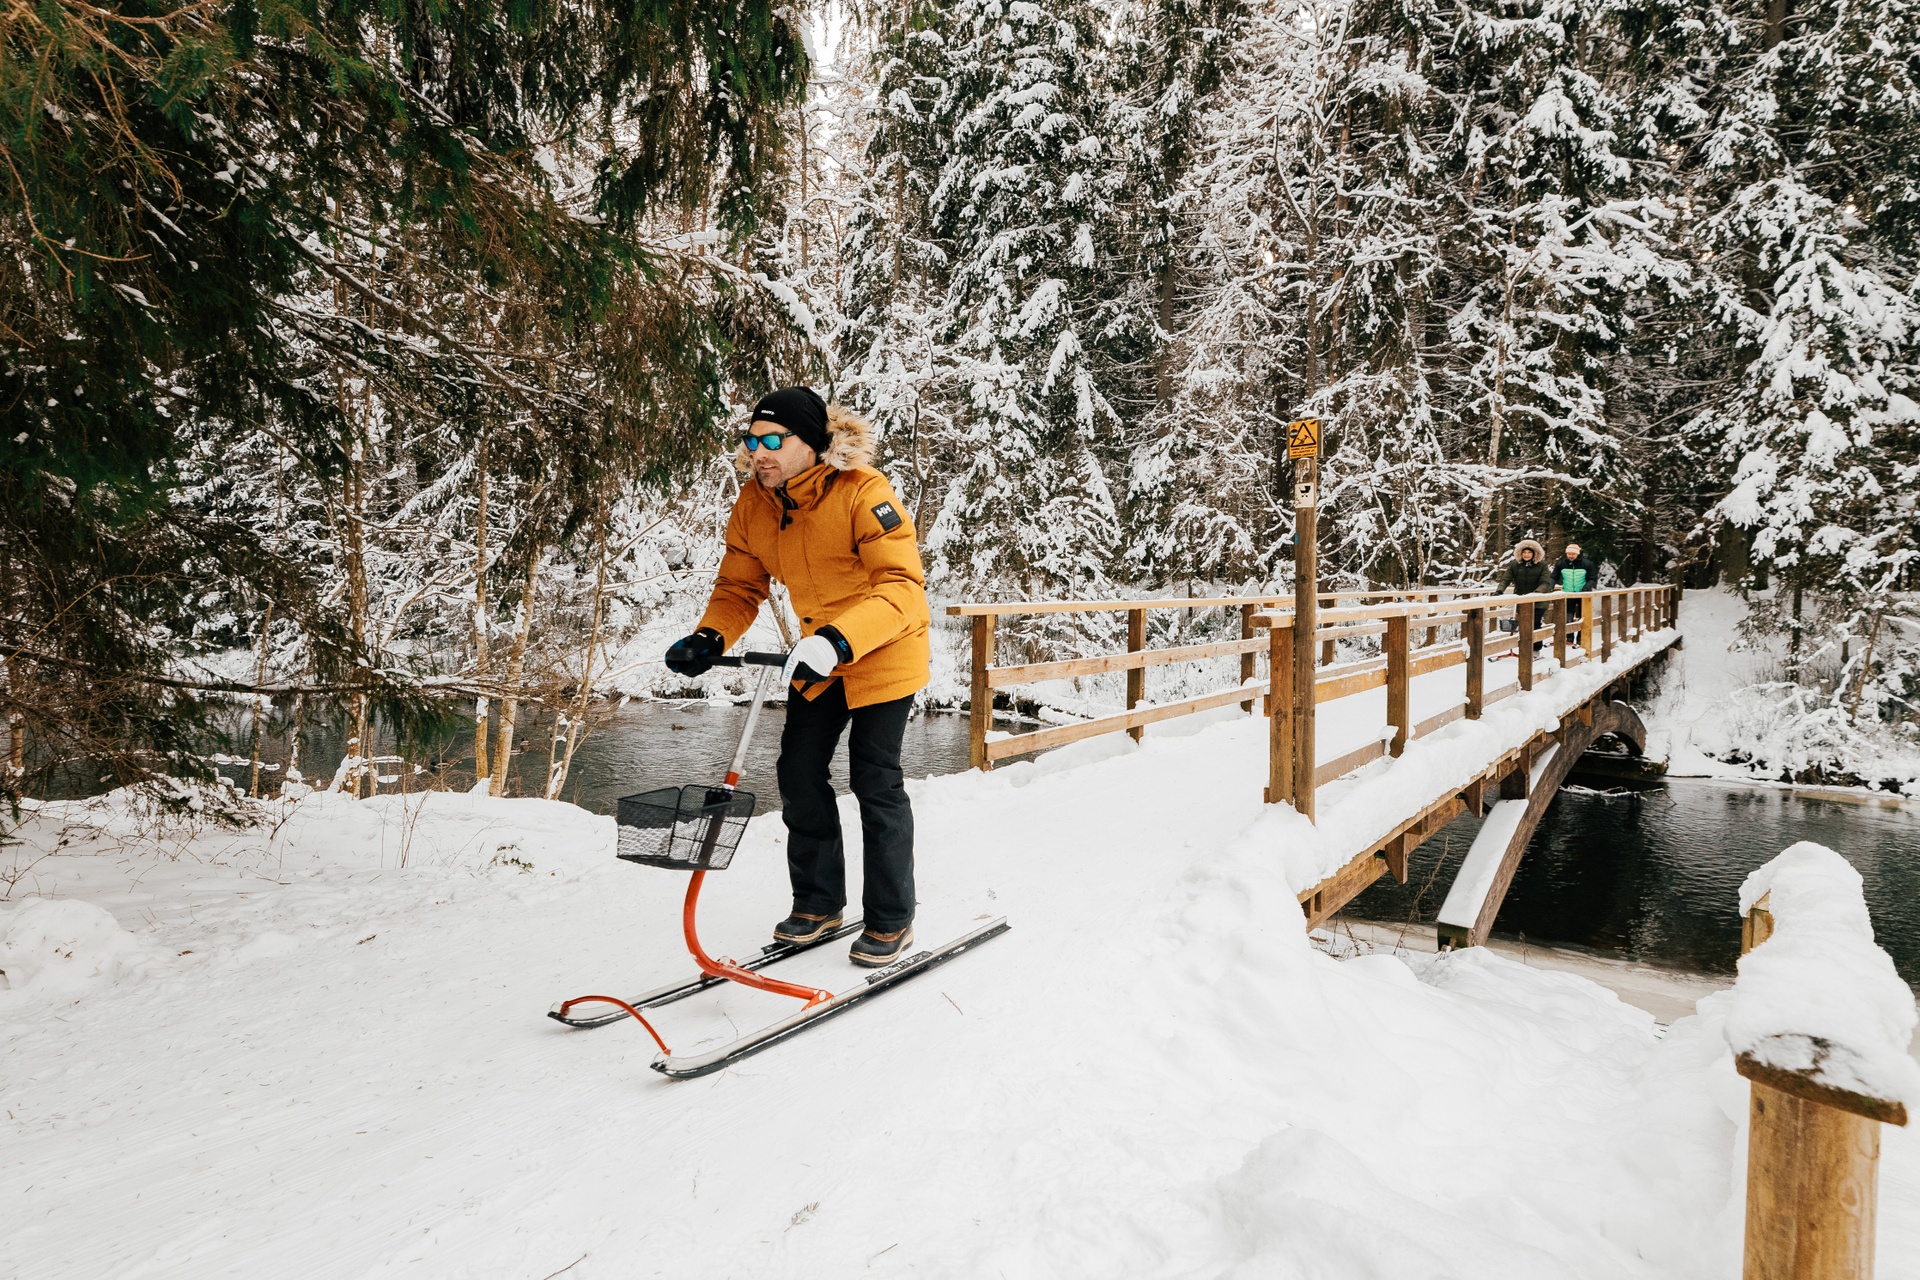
615;785;757;871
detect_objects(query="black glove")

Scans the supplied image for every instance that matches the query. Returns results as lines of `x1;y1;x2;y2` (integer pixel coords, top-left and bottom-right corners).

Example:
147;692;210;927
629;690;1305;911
665;628;724;676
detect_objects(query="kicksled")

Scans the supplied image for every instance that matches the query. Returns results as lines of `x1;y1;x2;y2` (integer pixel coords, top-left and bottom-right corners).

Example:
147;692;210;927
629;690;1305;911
549;649;1009;1079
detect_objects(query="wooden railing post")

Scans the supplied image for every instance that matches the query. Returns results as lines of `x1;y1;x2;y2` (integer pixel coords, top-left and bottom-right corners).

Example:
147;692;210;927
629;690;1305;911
1126;607;1146;743
1743;1083;1883;1280
1465;606;1485;719
1599;593;1613;663
1552;595;1569;668
1518;598;1535;691
1266;621;1295;807
969;614;995;771
1743;891;1774;955
1737;888;1902;1280
1240;603;1257;712
1386;612;1411;756
1579;594;1594;654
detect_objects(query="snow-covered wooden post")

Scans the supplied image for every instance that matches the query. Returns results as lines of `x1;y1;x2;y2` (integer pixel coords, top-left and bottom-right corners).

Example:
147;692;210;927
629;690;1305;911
1125;608;1146;743
969;614;994;771
1288;418;1321;817
1465;605;1486;718
1552;595;1569;667
1240;603;1257;712
1732;844;1918;1280
1385;612;1410;756
1517;598;1535;690
1264;616;1298;812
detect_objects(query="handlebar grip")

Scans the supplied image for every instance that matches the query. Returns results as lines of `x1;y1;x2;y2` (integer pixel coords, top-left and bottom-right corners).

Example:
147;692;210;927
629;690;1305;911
664;648;790;669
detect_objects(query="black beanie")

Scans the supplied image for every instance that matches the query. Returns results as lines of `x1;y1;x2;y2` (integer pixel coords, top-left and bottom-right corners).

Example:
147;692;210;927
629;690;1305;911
750;387;831;454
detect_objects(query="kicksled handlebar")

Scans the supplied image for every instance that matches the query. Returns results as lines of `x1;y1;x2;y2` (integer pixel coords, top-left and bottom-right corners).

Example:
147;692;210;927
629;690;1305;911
665;648;788;668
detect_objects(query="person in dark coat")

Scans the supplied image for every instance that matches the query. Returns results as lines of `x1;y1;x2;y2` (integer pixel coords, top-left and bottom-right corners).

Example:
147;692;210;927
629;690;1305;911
1498;539;1548;596
1497;539;1550;651
1553;542;1597;624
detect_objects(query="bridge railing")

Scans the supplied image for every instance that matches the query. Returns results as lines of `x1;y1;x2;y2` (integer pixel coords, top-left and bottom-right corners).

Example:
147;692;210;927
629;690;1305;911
1256;584;1681;818
945;589;1493;769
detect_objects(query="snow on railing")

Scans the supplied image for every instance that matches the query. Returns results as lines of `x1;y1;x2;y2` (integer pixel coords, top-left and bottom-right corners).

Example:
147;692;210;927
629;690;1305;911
1732;842;1920;1119
1732;841;1917;1280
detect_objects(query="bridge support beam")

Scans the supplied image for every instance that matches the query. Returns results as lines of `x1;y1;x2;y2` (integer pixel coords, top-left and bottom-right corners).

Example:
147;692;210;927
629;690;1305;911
1434;703;1648;949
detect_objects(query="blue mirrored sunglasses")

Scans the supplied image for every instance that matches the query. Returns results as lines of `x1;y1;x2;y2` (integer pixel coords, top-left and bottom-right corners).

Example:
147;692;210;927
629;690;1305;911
741;429;792;451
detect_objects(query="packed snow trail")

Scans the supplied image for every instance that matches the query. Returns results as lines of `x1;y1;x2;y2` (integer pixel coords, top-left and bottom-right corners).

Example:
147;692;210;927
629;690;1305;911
4;705;1917;1278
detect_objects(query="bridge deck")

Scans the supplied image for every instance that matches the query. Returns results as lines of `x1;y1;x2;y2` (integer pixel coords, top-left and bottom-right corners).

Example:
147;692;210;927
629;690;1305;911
952;585;1683;937
1285;629;1678;927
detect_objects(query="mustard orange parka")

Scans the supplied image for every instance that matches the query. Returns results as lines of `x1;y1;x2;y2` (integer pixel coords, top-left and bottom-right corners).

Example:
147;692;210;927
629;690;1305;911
697;406;932;708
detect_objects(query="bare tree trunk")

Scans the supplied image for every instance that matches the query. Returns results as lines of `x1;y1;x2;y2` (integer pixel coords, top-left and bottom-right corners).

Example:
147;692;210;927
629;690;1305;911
287;692;304;784
799;101;811;271
472;431;492;785
1847;606;1882;722
5;654;20;793
489;548;542;797
248;601;275;798
3;549;22;796
345;435;372;798
1789;580;1805;677
550;513;612;800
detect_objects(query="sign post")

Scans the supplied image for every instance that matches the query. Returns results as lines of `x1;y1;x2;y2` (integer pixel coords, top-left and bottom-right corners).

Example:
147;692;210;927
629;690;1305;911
1288;418;1320;821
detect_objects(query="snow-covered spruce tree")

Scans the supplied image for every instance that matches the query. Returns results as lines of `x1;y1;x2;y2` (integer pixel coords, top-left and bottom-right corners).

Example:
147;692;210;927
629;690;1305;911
1261;0;1477;589
842;0;1130;654
837;7;971;532
0;0;819;796
1438;0;1686;571
1121;0;1314;586
1685;0;1920;724
1112;0;1284;587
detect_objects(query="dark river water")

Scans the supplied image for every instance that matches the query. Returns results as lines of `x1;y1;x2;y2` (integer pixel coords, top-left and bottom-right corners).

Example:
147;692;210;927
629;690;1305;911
213;702;1917;983
1350;779;1920;984
216;697;975;819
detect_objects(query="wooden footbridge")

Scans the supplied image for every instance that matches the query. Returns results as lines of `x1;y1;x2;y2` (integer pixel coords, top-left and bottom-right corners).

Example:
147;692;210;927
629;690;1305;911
949;583;1683;947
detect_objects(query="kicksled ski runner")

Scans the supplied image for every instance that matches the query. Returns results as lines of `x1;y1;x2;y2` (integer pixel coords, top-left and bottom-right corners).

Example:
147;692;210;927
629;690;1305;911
553;387;1008;1078
548;651;1009;1079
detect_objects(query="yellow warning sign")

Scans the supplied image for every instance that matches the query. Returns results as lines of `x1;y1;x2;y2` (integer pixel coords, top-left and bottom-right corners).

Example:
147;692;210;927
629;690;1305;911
1287;418;1321;460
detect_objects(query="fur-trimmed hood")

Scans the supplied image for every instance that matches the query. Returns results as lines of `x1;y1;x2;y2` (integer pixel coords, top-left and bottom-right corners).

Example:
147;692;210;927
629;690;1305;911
733;402;877;474
1512;538;1545;562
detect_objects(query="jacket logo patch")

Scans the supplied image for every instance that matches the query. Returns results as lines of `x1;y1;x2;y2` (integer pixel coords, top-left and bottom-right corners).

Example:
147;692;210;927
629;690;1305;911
870;501;902;532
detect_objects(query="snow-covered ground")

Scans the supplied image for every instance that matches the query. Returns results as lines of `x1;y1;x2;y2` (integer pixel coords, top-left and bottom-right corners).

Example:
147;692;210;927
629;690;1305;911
1647;588;1920;792
6;645;1917;1278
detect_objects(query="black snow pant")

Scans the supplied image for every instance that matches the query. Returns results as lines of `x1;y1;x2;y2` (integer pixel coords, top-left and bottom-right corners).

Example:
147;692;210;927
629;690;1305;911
778;680;916;933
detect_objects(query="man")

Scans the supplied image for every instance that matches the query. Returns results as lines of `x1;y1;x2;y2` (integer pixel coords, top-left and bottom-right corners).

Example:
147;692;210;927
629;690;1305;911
665;387;931;967
1553;542;1597;624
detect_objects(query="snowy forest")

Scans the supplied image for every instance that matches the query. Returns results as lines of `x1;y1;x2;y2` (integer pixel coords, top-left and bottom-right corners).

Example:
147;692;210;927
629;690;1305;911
6;0;1920;799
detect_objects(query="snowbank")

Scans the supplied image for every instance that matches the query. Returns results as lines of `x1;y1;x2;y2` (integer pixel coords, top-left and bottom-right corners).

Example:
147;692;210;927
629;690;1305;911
2;711;1916;1278
1729;842;1920;1108
0;898;148;996
1646;588;1920;792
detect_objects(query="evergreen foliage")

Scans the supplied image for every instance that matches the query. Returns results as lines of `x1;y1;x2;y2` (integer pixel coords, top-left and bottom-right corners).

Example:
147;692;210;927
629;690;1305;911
9;0;1920;796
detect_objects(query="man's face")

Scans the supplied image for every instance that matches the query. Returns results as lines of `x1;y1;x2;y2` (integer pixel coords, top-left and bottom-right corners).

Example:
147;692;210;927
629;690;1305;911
747;427;819;489
1564;545;1581;560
